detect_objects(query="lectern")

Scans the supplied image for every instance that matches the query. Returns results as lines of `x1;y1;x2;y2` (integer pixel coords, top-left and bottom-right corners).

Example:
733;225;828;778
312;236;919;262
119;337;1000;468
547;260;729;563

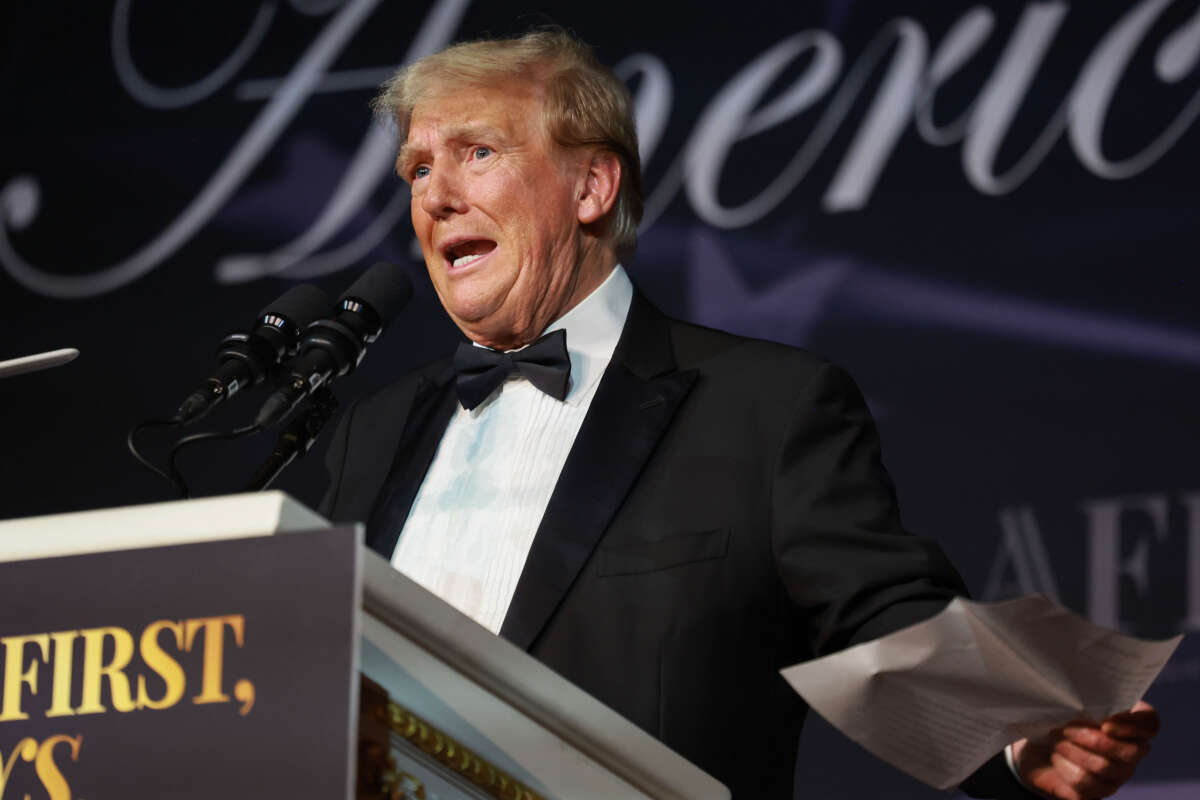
0;493;728;799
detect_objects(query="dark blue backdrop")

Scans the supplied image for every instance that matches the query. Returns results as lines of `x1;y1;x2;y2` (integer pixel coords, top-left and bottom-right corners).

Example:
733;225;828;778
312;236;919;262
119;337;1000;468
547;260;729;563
1;1;1196;796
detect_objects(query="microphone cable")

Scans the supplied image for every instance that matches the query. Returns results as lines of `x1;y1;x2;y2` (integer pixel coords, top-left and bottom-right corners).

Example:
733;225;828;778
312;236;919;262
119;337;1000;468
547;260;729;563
127;418;188;498
166;422;264;498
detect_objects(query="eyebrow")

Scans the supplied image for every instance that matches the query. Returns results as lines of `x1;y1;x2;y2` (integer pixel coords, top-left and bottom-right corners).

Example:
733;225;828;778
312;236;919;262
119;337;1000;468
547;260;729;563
397;122;510;177
395;143;424;180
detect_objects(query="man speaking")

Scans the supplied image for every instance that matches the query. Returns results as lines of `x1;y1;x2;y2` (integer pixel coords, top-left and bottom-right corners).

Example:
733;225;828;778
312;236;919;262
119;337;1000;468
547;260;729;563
320;28;1158;798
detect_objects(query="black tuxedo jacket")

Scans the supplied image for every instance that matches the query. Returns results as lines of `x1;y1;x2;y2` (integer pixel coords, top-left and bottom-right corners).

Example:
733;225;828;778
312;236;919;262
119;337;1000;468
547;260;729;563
320;291;1035;799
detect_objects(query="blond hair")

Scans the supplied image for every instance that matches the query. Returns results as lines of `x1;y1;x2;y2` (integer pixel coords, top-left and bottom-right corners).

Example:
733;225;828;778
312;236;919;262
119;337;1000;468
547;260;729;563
373;28;643;259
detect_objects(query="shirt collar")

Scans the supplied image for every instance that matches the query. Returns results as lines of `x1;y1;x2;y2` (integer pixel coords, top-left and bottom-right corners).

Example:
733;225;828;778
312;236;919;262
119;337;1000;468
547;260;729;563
545;263;632;405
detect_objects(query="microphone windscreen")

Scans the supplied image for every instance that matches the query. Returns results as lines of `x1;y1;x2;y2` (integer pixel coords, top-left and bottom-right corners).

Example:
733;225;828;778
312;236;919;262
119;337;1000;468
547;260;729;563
258;283;331;327
340;262;413;326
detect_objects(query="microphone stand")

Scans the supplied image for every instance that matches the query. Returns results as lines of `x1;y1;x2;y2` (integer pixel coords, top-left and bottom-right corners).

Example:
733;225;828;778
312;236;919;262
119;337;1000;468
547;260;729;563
243;387;339;491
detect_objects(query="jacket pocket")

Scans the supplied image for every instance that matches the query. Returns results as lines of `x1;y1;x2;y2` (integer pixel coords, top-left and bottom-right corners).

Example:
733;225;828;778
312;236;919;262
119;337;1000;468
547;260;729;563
595;528;730;577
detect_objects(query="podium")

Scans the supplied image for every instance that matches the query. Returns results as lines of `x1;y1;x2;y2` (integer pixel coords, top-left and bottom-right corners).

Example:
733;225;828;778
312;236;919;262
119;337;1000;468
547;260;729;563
0;493;729;799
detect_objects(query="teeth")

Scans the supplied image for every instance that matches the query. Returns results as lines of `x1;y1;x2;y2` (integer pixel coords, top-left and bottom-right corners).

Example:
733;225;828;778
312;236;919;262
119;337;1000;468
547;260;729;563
452;253;485;268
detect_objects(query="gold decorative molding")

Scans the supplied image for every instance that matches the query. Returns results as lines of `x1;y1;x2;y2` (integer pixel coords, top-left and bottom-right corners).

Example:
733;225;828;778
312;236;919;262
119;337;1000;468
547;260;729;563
358;675;546;800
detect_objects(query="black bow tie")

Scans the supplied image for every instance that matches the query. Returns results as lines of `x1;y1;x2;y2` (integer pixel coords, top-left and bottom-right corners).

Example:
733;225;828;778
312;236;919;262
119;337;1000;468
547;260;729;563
454;329;571;410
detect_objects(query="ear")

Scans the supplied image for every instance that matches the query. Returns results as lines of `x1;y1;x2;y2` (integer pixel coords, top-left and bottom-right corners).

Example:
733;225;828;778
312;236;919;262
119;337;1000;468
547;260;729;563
576;150;622;225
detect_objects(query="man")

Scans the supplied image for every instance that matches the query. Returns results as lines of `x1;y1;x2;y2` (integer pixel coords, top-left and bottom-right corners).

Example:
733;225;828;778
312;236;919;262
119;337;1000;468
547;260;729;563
321;29;1158;798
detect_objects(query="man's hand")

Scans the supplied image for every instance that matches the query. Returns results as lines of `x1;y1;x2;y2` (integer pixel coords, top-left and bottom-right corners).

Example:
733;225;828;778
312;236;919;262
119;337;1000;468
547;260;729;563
1011;701;1160;799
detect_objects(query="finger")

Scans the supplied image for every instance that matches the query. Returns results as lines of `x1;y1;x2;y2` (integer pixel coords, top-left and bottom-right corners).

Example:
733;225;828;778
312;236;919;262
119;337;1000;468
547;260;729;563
1062;726;1150;764
1103;704;1160;740
1047;783;1084;800
1029;726;1066;746
1050;751;1122;799
1102;718;1157;741
1053;739;1137;784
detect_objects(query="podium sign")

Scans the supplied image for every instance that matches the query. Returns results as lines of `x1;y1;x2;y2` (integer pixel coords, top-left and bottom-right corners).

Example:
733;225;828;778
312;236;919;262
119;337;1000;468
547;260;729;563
0;493;728;799
0;526;361;799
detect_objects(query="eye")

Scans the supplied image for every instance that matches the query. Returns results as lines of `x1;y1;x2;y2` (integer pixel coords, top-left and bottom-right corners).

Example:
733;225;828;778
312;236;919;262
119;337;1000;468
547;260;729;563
412;164;430;180
472;146;492;160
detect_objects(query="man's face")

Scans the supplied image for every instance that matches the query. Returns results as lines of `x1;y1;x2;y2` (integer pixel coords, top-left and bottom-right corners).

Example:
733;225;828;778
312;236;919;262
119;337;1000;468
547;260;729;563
401;82;597;349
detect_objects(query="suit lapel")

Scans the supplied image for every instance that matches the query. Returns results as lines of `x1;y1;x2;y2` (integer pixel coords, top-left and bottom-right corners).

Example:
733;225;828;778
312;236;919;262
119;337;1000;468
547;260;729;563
500;293;697;650
364;363;458;559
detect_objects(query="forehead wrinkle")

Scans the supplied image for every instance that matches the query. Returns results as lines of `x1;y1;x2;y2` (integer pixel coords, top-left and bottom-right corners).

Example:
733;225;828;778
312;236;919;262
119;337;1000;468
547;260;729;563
441;121;512;148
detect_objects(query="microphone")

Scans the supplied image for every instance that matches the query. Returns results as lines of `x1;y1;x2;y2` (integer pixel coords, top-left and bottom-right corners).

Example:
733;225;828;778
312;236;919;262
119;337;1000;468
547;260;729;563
254;262;413;428
174;284;330;424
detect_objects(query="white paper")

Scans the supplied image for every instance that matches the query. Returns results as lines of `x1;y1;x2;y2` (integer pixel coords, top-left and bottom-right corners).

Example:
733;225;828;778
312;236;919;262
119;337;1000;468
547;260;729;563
780;595;1182;790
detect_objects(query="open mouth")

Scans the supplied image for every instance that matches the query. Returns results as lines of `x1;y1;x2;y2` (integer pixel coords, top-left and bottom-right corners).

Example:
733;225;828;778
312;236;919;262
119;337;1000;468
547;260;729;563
443;239;497;269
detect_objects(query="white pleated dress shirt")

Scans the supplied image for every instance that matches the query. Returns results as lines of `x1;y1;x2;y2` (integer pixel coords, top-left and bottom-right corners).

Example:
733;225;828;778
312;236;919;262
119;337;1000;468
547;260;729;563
391;265;633;633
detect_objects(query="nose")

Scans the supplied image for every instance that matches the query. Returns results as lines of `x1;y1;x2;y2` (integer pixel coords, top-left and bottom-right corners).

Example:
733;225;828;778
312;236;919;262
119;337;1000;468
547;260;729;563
419;164;468;219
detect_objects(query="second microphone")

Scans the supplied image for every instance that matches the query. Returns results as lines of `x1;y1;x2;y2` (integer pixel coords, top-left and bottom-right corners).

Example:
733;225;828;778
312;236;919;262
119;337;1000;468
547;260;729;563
255;262;413;428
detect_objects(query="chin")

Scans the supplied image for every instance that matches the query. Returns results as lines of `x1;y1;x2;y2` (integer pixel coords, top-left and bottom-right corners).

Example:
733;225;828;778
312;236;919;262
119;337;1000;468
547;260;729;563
446;298;499;326
444;306;503;339
461;316;535;349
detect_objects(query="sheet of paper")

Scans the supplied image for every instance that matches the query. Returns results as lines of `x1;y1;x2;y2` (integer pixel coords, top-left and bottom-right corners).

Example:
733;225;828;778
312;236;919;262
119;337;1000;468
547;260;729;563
779;595;1182;790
